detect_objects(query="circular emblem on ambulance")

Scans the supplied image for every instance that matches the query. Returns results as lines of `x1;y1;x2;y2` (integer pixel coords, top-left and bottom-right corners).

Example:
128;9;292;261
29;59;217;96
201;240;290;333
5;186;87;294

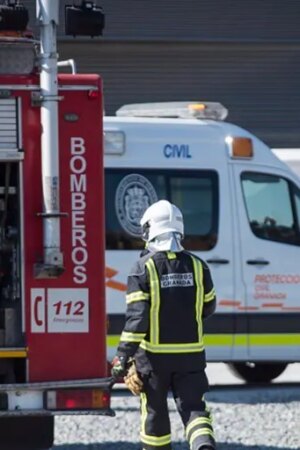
115;174;158;237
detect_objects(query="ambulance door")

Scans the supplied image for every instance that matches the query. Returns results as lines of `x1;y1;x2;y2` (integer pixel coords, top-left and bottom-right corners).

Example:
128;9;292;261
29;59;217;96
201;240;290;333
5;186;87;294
186;170;235;361
233;165;300;361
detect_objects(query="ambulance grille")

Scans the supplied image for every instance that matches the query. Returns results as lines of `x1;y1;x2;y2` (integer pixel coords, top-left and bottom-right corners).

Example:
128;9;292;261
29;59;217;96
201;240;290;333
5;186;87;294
0;99;18;150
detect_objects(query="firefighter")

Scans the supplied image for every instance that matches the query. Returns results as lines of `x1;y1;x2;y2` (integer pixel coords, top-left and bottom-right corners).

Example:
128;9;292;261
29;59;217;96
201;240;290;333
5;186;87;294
112;199;217;450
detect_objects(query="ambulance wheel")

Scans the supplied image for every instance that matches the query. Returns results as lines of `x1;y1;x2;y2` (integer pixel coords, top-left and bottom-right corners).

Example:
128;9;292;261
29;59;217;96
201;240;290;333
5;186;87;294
228;362;288;383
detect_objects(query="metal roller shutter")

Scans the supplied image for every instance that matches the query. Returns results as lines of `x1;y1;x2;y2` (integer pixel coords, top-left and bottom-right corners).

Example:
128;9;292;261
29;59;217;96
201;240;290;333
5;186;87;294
26;0;300;41
58;41;300;148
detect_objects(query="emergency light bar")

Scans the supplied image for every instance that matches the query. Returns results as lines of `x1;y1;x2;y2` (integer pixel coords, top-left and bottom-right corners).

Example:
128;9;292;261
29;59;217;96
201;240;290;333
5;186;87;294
116;101;228;121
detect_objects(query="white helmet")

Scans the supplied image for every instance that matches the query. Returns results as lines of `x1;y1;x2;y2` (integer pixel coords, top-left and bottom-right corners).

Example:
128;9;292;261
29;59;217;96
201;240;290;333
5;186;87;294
140;200;184;242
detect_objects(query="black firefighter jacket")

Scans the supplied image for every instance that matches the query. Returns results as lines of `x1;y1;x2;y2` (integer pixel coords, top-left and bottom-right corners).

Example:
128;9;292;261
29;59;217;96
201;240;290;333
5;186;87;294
117;250;216;374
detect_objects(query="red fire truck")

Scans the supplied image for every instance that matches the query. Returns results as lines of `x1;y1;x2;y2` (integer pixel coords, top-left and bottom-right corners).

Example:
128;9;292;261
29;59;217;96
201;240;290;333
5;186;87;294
0;1;112;448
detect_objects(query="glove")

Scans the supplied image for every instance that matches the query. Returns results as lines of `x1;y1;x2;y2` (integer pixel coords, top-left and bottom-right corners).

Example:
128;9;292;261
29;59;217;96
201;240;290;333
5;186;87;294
123;359;144;396
111;355;128;379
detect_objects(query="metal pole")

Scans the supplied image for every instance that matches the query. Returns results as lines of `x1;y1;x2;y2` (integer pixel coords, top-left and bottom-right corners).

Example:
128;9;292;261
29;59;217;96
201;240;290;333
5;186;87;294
36;0;63;276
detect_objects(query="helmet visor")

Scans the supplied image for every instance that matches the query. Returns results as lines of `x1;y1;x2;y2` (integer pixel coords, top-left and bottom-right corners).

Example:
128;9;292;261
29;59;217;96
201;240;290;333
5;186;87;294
141;222;150;241
147;232;183;252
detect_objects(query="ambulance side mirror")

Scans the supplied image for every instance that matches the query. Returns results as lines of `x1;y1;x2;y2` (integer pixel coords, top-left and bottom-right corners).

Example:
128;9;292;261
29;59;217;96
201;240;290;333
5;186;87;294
65;1;105;37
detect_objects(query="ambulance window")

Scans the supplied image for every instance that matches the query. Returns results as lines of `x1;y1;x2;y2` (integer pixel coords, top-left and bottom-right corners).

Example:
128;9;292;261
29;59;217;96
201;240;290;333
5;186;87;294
169;176;218;250
241;172;300;245
105;169;218;251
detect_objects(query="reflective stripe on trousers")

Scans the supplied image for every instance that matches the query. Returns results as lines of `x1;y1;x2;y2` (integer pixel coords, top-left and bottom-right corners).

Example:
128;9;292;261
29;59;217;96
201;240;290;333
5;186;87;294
140;371;215;450
185;410;215;450
140;392;172;450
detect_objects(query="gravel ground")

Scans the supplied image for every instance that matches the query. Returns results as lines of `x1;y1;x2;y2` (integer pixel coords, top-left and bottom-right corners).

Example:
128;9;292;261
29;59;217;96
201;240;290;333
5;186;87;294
52;384;300;450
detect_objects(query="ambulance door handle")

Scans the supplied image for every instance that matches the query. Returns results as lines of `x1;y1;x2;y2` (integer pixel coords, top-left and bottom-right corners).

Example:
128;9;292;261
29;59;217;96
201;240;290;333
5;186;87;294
206;258;229;265
246;259;270;265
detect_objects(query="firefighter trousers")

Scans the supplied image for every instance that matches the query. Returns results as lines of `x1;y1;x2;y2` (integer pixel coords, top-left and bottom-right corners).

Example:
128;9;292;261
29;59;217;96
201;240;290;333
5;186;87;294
140;370;216;450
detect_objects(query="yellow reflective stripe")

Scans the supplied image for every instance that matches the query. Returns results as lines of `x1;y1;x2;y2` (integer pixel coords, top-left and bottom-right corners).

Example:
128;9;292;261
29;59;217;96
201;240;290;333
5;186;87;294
204;288;215;302
189;428;215;444
107;334;230;347
0;349;27;358
140;340;204;353
107;335;120;347
107;333;300;348
126;291;150;304
167;252;177;260
232;334;300;346
204;334;233;346
186;417;212;437
146;258;160;345
249;334;300;346
140;389;170;446
120;331;146;342
140;392;147;435
191;256;204;344
140;432;171;446
234;334;248;346
205;403;211;414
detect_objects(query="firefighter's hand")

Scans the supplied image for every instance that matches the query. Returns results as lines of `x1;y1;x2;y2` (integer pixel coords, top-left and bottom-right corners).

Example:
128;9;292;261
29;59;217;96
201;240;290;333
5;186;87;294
111;355;128;379
124;360;144;396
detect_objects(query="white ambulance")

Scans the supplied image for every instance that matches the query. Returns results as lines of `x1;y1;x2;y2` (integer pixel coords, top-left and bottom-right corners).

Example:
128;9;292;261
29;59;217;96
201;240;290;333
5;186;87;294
104;101;300;383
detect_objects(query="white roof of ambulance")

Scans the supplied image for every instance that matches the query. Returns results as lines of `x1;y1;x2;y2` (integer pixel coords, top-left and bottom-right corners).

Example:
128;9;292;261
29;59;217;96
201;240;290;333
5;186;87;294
104;116;287;172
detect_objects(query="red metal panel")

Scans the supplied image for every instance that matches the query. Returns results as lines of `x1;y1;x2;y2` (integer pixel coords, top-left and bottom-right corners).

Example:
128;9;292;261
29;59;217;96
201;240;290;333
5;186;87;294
20;74;106;381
